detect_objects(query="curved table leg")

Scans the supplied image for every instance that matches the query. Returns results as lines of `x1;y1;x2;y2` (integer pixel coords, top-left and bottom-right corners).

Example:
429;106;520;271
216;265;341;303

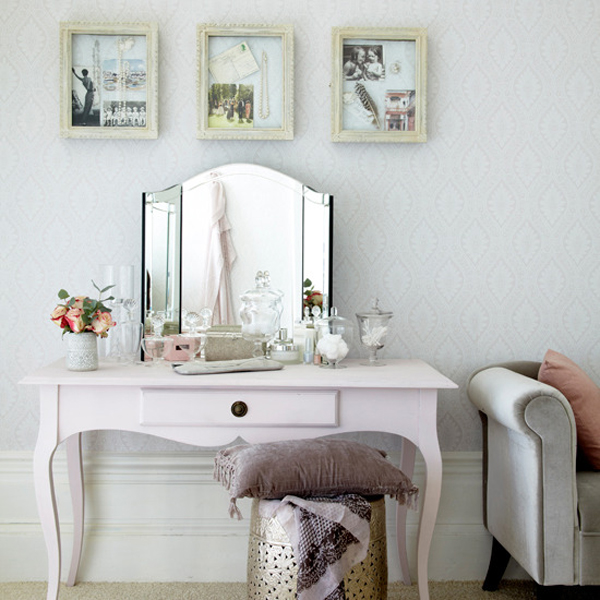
416;392;443;600
396;438;416;585
33;386;61;600
66;433;84;587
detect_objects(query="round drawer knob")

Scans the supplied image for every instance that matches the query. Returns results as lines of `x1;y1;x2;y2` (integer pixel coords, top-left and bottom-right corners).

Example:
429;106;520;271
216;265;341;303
231;401;248;418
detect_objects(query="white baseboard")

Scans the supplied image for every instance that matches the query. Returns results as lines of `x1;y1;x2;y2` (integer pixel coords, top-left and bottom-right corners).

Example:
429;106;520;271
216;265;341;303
0;450;528;583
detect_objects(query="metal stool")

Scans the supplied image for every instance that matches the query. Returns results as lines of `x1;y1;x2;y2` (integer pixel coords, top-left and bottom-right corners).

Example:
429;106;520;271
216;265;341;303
247;496;388;599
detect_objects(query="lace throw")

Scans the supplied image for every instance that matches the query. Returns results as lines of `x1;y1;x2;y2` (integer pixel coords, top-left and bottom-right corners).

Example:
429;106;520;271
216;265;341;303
262;494;372;600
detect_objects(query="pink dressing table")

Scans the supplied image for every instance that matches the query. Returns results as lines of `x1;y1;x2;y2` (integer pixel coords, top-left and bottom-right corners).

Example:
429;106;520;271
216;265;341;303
22;358;456;600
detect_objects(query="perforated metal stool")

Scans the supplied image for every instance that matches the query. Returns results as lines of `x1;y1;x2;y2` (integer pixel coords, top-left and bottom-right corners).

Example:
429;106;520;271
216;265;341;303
247;496;388;600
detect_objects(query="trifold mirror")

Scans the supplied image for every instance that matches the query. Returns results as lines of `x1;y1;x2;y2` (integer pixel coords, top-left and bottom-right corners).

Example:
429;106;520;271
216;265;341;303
142;163;333;336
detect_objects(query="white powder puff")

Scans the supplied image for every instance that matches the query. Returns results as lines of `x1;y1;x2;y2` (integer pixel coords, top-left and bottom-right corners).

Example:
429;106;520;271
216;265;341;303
316;333;349;361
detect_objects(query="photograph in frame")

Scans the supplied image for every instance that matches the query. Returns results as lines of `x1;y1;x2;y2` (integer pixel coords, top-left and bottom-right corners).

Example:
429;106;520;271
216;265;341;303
332;27;427;143
209;83;255;129
60;22;158;139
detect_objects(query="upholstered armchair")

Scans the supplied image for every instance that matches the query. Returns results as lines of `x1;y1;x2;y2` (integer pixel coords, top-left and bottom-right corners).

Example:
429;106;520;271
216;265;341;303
467;360;600;598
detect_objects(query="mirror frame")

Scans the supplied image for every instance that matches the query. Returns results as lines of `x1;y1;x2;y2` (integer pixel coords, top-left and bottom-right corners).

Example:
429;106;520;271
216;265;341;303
141;183;182;331
141;163;333;335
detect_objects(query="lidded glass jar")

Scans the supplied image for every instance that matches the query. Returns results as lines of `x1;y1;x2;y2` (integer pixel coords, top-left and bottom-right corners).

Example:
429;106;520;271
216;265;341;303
356;298;393;366
315;307;354;369
239;271;284;358
270;328;300;364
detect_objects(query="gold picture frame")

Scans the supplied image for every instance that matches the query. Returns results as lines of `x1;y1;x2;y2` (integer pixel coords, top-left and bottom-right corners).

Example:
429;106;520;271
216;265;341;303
59;22;158;139
197;24;294;140
331;27;427;143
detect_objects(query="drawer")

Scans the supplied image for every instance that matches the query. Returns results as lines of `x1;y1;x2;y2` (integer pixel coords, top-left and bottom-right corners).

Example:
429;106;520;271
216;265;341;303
140;389;338;427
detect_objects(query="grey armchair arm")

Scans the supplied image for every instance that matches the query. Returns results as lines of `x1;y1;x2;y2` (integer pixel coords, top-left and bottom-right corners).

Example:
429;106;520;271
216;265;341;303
468;362;581;589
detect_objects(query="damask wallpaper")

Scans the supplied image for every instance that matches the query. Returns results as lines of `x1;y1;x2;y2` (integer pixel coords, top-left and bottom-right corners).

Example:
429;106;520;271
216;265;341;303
1;0;599;452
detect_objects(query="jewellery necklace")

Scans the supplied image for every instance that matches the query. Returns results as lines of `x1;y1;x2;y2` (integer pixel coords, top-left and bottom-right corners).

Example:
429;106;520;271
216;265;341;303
258;51;270;119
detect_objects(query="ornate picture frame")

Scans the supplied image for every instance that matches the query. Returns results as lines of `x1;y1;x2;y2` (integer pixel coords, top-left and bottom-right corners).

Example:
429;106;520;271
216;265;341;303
331;27;427;143
197;24;294;140
59;22;158;139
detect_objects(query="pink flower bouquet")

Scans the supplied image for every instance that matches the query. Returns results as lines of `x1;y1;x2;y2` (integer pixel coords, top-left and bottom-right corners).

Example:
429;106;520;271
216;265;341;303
303;278;324;311
51;281;116;338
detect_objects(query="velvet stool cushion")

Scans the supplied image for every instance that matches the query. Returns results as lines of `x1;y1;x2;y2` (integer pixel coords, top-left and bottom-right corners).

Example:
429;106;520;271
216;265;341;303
214;438;418;518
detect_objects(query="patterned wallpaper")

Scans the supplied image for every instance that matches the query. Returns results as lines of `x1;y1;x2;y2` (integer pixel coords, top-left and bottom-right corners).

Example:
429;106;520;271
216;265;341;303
1;0;599;452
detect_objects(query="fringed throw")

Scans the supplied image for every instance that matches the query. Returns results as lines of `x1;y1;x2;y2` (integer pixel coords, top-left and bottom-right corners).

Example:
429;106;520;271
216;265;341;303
262;494;372;600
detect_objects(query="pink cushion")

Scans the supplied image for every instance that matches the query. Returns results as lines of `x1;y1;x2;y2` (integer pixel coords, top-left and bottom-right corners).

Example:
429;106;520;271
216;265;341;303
538;349;600;469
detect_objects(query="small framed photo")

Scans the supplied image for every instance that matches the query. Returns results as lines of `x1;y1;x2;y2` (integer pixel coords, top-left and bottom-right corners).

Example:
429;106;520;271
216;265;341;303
331;27;427;143
59;22;158;139
197;24;294;140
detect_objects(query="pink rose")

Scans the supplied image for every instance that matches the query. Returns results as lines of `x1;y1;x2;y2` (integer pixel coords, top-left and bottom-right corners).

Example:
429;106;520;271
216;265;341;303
64;308;85;333
51;305;68;329
72;296;88;309
304;291;323;308
91;311;115;338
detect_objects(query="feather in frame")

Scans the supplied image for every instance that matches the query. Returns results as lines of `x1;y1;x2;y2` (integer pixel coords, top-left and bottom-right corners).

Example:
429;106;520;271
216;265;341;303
354;82;381;130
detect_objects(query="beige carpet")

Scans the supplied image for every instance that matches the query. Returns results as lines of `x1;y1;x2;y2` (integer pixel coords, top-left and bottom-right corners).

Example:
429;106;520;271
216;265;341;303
0;580;541;599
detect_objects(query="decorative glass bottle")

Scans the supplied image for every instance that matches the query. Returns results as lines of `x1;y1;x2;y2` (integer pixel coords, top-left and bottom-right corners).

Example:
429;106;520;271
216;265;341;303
140;313;173;367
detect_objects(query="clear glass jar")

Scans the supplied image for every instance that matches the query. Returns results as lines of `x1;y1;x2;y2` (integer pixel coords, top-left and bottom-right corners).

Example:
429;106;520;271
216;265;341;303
239;271;284;358
356;298;393;366
315;307;354;368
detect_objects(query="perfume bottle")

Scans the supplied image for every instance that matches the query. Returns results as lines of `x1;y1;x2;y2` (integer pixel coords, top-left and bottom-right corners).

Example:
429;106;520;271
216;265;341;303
293;320;316;355
303;336;314;364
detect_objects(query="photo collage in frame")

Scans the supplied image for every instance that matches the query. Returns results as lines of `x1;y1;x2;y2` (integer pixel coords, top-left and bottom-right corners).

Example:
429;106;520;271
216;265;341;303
342;39;417;133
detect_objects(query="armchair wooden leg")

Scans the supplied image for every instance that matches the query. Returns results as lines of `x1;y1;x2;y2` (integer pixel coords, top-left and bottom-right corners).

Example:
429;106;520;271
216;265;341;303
482;537;511;591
